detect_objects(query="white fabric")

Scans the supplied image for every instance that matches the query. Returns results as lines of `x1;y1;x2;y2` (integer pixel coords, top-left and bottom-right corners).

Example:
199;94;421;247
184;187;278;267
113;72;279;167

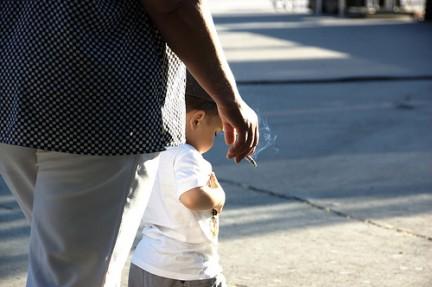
0;143;160;287
132;144;222;281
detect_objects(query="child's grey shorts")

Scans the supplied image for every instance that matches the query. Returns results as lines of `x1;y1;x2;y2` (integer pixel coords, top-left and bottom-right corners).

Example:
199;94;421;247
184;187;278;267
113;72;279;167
128;264;227;287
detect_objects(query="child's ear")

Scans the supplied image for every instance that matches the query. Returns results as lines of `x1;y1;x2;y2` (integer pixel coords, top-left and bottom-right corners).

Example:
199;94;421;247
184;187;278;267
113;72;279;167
190;110;206;129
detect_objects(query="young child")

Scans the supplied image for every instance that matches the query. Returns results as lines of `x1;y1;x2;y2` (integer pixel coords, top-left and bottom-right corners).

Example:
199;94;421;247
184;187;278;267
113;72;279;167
129;72;227;287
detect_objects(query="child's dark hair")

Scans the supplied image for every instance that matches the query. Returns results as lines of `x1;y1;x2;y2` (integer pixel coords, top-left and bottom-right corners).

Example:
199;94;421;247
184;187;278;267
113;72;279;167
185;72;218;115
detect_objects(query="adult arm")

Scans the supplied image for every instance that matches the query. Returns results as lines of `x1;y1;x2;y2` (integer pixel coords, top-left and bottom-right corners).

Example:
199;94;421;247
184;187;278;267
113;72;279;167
142;0;259;162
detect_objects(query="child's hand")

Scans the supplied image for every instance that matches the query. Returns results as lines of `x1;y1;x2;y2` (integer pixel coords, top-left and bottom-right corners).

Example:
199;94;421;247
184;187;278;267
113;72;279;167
180;173;225;212
208;172;225;213
208;172;220;189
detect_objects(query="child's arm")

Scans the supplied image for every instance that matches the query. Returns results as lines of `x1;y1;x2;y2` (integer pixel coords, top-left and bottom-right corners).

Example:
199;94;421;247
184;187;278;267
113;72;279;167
179;173;225;213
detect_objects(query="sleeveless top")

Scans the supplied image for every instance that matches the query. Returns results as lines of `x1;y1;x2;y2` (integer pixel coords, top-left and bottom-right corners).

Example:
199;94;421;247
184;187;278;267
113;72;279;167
0;0;186;155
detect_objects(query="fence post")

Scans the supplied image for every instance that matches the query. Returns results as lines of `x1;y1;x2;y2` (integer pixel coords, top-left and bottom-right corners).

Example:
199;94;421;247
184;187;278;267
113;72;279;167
315;0;323;14
339;0;346;16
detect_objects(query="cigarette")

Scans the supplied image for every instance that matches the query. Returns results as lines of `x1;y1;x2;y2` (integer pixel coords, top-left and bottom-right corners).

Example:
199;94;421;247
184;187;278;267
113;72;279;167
245;155;257;167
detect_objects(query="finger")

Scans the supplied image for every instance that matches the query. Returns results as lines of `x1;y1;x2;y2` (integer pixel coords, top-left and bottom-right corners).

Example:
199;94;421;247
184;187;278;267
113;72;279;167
223;123;235;146
235;143;253;163
248;147;257;157
229;127;247;161
238;119;260;160
247;124;254;147
236;127;254;161
236;149;252;163
252;124;259;151
244;120;259;158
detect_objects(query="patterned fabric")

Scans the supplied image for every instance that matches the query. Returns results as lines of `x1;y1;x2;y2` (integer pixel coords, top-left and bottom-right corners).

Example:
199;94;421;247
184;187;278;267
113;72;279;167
0;0;186;156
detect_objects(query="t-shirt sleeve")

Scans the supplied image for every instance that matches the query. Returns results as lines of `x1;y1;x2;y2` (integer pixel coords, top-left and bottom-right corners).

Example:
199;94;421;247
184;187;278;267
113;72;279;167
174;147;212;199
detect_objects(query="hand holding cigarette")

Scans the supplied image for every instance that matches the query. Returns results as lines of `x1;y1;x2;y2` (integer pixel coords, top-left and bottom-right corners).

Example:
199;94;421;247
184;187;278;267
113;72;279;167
218;99;259;164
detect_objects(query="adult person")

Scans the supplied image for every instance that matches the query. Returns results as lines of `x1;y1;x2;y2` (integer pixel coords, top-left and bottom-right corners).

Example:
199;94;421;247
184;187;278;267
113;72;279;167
0;0;259;286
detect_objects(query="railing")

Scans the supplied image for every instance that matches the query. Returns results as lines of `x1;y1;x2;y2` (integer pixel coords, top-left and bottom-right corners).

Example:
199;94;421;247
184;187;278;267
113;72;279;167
270;0;425;16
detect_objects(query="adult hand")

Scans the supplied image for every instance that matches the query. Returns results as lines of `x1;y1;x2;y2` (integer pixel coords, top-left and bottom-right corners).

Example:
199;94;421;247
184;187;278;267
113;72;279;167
218;99;259;163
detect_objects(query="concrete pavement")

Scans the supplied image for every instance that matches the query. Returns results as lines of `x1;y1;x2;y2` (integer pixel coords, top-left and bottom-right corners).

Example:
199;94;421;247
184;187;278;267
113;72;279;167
207;5;432;286
1;2;431;287
214;14;432;82
211;80;432;287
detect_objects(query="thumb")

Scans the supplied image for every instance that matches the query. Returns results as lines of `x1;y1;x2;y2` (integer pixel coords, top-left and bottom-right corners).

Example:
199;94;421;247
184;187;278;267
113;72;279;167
223;123;235;145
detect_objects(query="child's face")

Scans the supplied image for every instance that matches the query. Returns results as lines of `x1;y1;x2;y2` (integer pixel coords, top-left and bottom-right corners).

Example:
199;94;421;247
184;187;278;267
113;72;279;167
186;110;223;154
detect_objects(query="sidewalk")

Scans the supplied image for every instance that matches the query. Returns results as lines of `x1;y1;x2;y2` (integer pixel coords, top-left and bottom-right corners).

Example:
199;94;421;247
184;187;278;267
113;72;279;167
210;78;432;286
209;3;432;286
213;12;432;82
1;2;431;287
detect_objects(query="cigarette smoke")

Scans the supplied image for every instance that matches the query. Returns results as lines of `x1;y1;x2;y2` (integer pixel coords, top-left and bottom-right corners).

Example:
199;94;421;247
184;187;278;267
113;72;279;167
254;114;278;160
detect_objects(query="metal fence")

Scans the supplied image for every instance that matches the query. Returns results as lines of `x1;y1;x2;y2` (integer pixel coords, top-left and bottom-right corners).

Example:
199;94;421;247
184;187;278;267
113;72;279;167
270;0;425;15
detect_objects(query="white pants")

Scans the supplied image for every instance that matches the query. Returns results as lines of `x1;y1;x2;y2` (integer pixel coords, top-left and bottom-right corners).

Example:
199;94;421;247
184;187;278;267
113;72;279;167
0;143;160;287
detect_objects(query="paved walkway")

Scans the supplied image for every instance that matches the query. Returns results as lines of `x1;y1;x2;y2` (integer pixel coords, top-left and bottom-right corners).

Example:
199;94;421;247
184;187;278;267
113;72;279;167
209;5;432;286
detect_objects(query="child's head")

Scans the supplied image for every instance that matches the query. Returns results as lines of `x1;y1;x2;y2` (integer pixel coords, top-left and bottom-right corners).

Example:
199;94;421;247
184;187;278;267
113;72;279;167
185;72;223;154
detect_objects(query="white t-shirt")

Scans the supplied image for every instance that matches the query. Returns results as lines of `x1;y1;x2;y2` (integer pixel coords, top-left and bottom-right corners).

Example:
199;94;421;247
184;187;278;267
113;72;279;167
131;144;223;281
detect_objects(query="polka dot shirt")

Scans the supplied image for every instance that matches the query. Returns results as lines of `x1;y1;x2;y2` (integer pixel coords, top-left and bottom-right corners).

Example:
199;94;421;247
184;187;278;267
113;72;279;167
0;0;186;156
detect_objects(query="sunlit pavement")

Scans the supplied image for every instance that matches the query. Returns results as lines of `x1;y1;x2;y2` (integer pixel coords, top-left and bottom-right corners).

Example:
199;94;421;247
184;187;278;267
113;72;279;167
210;2;432;286
208;79;432;287
1;1;431;286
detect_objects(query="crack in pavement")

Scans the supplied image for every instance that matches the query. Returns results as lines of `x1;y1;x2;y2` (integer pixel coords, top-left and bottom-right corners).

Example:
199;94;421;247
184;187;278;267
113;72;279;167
220;178;432;242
